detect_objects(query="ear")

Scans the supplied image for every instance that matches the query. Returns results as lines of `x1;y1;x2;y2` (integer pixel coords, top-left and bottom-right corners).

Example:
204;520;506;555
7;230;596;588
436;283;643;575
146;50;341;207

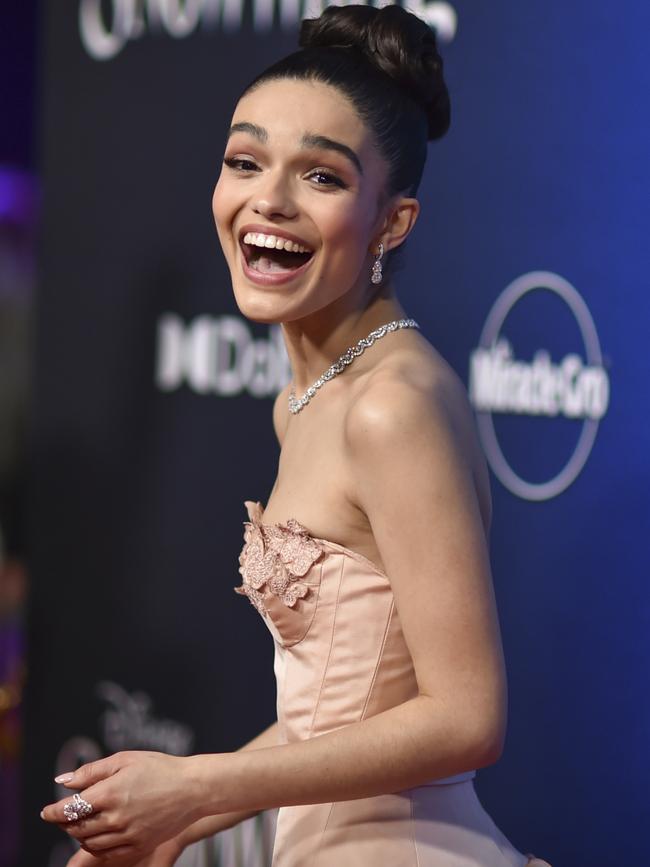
372;196;420;255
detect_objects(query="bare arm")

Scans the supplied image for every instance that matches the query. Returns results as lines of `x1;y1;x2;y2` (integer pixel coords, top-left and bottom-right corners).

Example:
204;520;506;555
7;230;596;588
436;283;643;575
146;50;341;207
176;720;279;846
186;372;507;816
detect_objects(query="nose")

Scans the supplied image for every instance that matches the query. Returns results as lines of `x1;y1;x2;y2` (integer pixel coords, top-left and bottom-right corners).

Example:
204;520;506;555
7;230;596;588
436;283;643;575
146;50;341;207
252;169;298;221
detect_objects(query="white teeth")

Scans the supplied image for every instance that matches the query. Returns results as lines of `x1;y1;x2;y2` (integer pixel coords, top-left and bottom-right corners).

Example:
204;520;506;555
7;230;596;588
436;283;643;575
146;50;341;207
242;231;311;254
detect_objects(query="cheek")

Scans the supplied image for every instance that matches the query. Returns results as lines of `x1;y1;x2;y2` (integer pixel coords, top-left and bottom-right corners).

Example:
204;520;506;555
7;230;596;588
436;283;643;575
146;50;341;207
319;197;374;267
211;175;237;248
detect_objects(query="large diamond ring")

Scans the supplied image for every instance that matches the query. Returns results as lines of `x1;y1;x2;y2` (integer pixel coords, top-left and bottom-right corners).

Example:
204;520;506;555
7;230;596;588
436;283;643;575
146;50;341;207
63;793;94;822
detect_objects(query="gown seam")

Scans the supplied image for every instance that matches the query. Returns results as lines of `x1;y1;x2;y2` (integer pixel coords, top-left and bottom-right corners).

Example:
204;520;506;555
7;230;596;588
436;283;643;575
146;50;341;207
315;537;388;580
310;801;336;867
409;791;421;867
308;556;345;738
359;599;395;721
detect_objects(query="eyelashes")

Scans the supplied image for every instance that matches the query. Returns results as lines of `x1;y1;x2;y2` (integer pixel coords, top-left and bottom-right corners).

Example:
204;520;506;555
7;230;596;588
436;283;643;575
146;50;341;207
223;157;257;172
223;156;347;190
307;169;346;189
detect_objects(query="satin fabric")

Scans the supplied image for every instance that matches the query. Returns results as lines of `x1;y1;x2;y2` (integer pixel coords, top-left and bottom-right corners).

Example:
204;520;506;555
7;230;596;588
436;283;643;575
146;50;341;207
236;501;551;866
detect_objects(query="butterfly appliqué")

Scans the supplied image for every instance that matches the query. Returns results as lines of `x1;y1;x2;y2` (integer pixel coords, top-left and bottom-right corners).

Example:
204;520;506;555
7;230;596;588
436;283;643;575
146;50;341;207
234;500;324;616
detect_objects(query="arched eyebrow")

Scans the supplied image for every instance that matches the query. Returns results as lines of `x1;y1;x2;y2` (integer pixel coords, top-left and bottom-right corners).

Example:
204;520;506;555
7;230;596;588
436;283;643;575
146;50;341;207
227;123;363;175
300;133;363;175
228;122;268;143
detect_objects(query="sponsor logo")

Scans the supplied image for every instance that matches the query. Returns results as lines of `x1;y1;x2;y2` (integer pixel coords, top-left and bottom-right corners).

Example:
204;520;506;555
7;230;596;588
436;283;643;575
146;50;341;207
96;680;195;754
155;313;291;397
55;681;194;773
469;271;610;501
79;0;458;61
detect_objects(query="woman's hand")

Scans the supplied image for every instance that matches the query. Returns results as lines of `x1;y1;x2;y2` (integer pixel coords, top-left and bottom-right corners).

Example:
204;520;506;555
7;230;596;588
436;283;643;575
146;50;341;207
41;751;203;857
65;834;184;867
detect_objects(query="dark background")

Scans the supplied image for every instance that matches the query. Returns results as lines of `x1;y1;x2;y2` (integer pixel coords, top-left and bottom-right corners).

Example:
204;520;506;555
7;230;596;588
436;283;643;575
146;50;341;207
1;3;39;170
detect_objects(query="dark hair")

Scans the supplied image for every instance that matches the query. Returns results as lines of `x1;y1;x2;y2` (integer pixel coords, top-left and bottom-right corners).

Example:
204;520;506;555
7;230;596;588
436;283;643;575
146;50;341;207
243;4;450;197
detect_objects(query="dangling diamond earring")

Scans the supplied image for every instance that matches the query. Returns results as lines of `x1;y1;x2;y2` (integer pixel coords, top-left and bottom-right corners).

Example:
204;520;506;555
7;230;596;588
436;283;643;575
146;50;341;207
371;242;384;285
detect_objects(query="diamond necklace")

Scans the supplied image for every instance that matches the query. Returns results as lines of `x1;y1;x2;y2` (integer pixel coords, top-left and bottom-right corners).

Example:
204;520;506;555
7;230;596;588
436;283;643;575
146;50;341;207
288;317;420;415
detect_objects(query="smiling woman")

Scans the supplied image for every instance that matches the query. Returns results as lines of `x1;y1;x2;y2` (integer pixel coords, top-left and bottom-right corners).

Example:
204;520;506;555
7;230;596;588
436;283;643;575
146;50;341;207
240;228;314;279
212;72;397;324
42;6;551;867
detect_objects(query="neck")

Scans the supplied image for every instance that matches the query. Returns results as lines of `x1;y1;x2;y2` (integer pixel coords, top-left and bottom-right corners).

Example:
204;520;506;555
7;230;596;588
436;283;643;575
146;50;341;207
281;283;406;394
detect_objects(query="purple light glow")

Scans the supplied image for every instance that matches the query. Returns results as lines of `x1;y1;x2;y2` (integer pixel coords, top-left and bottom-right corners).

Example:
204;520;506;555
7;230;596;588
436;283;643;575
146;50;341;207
0;167;38;226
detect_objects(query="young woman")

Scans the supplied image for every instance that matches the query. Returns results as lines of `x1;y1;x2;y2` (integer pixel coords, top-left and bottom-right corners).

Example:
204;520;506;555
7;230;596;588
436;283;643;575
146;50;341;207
43;6;551;865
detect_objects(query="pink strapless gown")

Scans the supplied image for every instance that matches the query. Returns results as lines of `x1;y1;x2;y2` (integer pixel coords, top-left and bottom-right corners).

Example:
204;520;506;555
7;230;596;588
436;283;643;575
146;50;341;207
235;501;551;867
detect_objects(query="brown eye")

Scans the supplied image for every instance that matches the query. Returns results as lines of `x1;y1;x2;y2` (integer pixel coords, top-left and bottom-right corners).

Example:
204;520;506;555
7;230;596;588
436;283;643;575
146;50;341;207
224;157;259;172
308;169;346;189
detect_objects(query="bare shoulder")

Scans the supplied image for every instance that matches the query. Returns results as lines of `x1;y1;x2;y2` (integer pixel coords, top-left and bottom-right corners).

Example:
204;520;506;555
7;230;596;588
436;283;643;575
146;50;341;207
344;340;492;529
345;341;476;452
272;383;291;446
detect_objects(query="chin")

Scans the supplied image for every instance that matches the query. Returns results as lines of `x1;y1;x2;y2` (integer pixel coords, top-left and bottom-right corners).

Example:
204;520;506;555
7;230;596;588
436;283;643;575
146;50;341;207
231;285;295;325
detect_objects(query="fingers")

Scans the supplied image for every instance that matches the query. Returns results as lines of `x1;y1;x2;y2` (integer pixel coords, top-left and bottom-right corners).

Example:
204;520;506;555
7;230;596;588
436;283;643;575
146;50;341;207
60;811;124;842
43;772;124;828
69;845;140;866
42;790;101;826
87;848;138;865
143;840;184;867
49;799;132;855
79;832;132;853
43;753;130;826
55;754;123;790
73;836;182;867
67;850;102;867
67;849;130;867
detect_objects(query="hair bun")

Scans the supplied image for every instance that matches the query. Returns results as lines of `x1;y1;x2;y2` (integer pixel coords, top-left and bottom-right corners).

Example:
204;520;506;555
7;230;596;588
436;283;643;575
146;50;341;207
299;4;450;141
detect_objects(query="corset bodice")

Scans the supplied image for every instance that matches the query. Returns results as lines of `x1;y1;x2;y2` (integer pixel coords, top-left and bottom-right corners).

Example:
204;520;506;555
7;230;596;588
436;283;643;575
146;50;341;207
235;499;475;786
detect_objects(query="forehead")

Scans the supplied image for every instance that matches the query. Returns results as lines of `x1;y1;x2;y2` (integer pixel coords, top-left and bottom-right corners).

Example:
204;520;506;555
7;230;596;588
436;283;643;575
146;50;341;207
231;78;378;160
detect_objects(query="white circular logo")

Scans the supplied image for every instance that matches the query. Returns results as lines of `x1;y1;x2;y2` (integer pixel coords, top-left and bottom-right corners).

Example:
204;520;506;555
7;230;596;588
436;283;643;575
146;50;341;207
469;271;610;501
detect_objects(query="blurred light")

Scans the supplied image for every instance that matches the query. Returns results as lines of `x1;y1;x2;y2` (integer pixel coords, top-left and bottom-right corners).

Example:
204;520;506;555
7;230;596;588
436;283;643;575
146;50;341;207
0;167;38;226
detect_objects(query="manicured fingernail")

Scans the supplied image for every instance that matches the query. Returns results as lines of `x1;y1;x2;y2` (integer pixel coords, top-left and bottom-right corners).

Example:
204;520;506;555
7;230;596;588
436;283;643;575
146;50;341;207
55;772;74;784
40;810;45;819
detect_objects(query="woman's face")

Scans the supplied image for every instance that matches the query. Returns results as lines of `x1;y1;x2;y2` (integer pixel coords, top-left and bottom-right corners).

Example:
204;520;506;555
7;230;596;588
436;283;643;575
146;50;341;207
212;78;391;324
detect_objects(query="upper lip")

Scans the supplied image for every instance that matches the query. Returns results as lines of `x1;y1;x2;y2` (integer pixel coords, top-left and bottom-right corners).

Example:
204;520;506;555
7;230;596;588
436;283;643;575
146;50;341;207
238;223;314;251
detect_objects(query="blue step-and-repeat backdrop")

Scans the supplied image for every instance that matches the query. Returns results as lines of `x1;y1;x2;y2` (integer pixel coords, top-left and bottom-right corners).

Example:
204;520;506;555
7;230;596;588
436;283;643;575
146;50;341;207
22;1;650;865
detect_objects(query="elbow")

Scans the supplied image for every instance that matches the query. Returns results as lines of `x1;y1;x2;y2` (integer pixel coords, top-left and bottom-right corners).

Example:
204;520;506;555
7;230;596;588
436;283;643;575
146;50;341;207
464;680;508;769
472;732;505;769
464;715;506;769
419;691;507;774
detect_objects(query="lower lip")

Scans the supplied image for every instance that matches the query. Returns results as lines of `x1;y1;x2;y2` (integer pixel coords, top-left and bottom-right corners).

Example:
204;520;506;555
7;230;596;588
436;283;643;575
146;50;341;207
239;242;314;287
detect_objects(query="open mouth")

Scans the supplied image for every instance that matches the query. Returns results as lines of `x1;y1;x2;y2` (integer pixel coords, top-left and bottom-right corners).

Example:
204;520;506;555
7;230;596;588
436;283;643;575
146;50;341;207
240;231;314;276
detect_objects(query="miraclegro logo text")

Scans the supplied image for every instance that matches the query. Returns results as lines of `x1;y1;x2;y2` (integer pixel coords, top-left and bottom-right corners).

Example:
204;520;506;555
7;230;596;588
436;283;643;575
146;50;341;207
470;340;608;421
79;0;458;60
156;313;290;398
468;271;610;502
